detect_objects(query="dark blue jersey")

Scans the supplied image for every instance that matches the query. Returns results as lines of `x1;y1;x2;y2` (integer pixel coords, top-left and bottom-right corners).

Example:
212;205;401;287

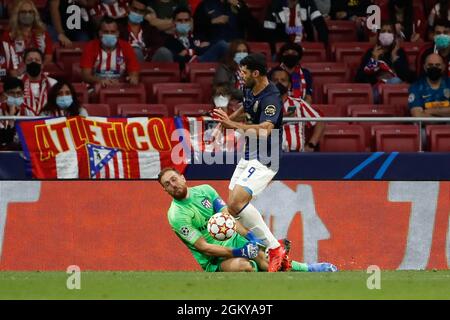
408;76;450;111
242;82;283;166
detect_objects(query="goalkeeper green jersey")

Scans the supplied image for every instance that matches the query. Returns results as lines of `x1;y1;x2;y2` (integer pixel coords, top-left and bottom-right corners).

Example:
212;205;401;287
167;184;241;270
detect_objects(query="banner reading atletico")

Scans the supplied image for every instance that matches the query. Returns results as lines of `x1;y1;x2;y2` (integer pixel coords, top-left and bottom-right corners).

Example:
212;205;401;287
16;116;189;179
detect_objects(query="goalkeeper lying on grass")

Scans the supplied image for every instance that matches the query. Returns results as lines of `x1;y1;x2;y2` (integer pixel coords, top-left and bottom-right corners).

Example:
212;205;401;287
158;167;337;273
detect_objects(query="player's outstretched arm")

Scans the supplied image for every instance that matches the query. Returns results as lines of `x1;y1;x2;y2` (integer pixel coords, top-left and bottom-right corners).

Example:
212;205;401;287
194;237;258;259
212;108;274;137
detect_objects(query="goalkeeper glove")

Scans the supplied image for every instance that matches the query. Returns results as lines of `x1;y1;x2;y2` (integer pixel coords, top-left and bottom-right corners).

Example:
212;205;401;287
232;242;259;259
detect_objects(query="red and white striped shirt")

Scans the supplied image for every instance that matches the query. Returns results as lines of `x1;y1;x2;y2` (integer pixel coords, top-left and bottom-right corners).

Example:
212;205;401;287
1;30;53;64
19;74;57;116
282;96;322;152
80;39;140;79
0;102;37;129
90;0;129;19
0;41;19;79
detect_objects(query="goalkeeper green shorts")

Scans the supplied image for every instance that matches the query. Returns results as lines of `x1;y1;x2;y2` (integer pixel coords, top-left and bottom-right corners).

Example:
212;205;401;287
203;234;254;272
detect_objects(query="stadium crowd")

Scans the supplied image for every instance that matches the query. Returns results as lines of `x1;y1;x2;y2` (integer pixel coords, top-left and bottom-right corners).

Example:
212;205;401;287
0;0;449;152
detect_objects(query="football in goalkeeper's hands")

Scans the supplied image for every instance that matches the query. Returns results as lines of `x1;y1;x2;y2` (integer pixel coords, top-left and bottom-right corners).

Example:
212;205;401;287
207;212;236;241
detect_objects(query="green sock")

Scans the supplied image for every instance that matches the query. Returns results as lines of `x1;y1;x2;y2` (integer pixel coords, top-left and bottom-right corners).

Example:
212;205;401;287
249;260;258;272
291;260;309;272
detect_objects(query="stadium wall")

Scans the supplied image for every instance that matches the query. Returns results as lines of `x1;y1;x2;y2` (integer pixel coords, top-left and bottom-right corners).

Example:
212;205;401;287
0;181;448;271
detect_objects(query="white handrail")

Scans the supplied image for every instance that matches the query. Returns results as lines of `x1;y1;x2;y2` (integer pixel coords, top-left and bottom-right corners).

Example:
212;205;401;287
0;116;449;122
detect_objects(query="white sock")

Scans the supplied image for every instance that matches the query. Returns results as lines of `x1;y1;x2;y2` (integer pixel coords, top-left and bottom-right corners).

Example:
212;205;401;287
238;203;280;249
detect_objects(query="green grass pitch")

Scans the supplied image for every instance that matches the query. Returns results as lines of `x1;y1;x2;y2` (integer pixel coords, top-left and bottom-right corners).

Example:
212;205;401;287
0;271;449;300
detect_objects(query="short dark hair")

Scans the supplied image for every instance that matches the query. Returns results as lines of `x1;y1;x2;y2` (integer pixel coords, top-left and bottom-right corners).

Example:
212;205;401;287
240;53;267;75
99;16;118;29
278;42;303;61
3;77;24;92
23;47;44;61
434;18;450;30
158;167;181;184
268;66;291;84
173;6;191;19
132;0;147;6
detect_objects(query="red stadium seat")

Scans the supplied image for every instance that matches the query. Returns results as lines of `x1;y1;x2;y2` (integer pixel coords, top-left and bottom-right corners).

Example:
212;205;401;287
372;125;420;152
186;63;218;102
379;83;409;108
319;124;366;152
331;42;372;78
347;104;401;117
426;125;450;152
99;84;147;116
347;104;403;149
83;104;111;117
139;62;181;97
302;62;349;103
312;104;344;116
55;47;84;74
152;83;203;115
401;42;431;73
0;82;4;94
71;63;82;82
247;42;272;60
325;20;358;43
247;0;269;22
72;83;89;104
276;42;328;62
324;83;373;106
117;104;169;117
174;104;213;117
43;63;67;80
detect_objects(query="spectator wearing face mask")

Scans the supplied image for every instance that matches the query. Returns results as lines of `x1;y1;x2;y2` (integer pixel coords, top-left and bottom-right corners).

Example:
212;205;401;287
120;0;166;62
409;53;450;118
18;48;57;116
2;0;54;67
356;21;416;103
269;66;324;153
80;17;140;88
0;77;29;150
211;82;242;113
277;42;313;105
213;39;249;98
42;80;88;117
158;6;228;65
389;0;424;42
418;20;450;78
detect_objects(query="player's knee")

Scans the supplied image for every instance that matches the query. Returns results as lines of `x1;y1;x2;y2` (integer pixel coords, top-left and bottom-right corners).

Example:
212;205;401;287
238;259;254;272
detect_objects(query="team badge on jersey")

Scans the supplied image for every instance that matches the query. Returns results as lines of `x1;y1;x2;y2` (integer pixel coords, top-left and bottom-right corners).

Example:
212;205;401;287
408;93;415;103
180;226;190;237
253;100;259;113
116;56;124;65
444;89;450;99
201;198;212;209
264;105;277;116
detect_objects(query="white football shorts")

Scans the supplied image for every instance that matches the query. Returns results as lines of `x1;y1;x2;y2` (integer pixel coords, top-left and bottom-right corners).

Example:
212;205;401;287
228;159;277;196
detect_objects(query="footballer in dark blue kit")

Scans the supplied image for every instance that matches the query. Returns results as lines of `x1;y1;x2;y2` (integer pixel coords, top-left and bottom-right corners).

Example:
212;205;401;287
212;53;291;272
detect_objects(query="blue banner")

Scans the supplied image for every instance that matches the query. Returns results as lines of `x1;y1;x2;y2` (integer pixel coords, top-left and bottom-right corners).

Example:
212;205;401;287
1;152;449;180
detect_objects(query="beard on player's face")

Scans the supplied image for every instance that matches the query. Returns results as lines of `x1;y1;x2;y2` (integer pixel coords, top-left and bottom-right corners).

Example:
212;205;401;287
168;182;188;200
245;77;256;89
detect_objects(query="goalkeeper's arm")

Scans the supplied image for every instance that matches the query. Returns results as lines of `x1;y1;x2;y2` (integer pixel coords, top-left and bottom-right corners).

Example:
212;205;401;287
194;237;258;259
